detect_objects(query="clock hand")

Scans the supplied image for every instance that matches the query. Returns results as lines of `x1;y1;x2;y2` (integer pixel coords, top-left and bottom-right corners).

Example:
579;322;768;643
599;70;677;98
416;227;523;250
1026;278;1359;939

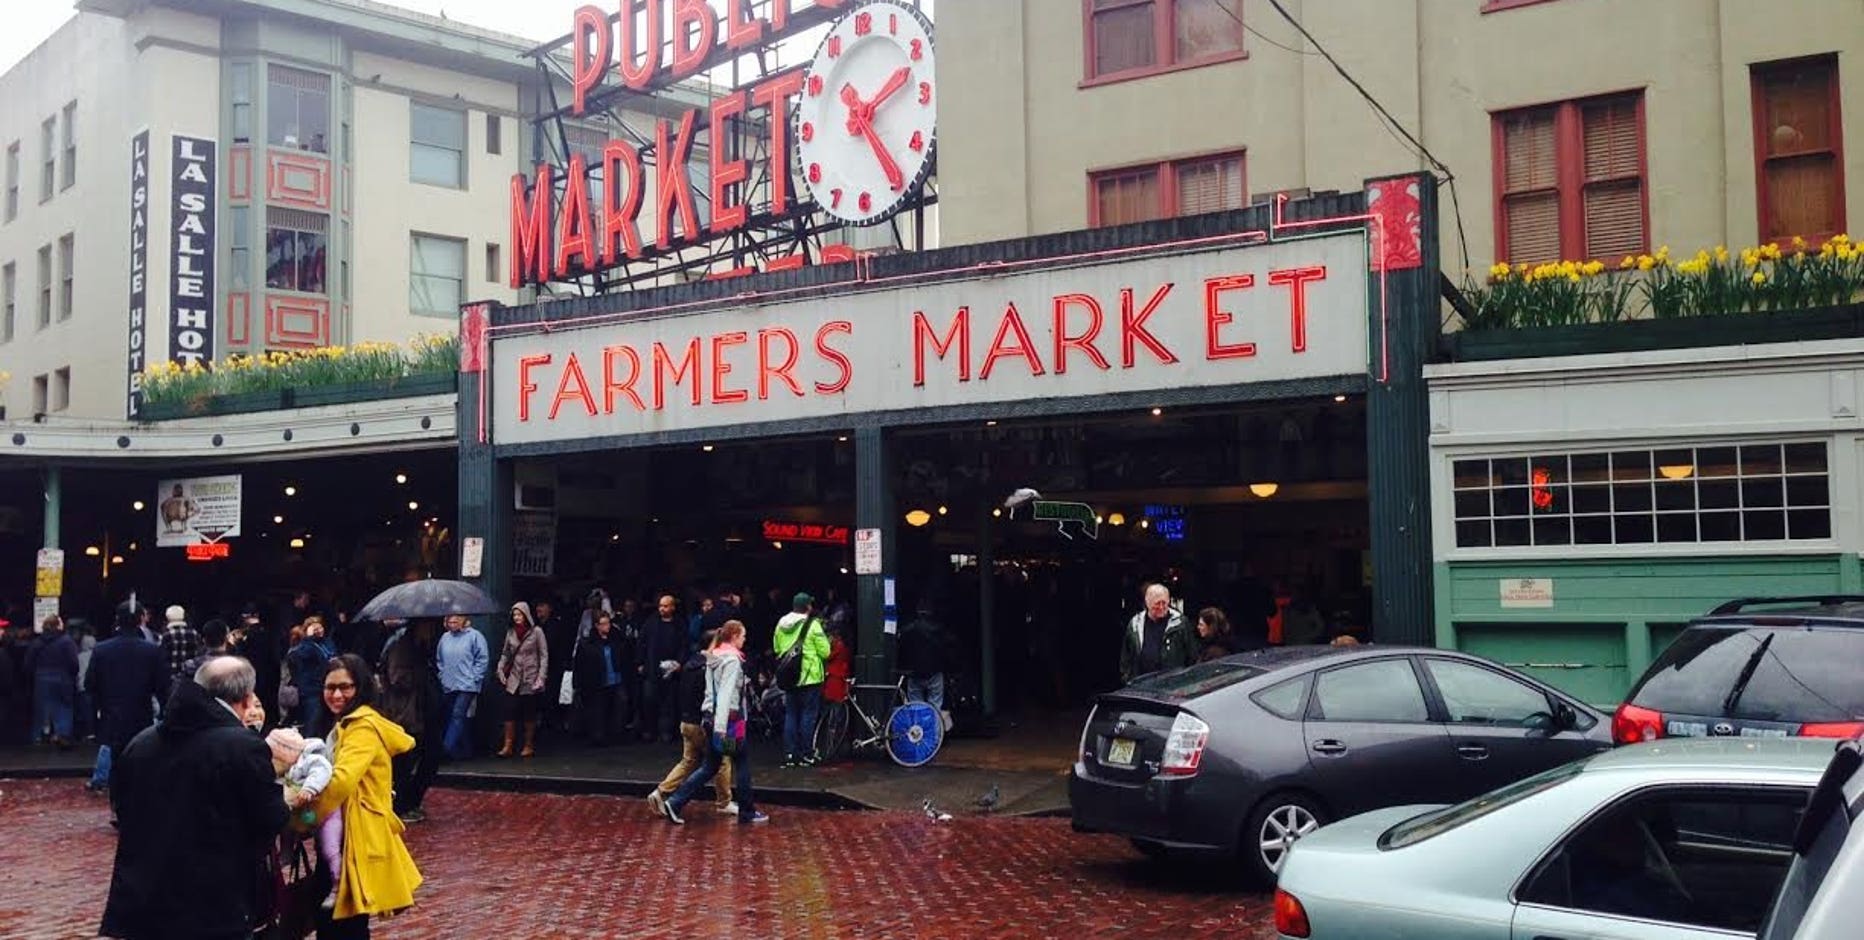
858;119;905;192
840;83;868;136
865;67;911;115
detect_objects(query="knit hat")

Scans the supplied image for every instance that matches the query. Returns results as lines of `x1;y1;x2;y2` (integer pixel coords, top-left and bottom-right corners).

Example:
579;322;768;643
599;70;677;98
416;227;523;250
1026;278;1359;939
165;605;186;625
791;592;814;612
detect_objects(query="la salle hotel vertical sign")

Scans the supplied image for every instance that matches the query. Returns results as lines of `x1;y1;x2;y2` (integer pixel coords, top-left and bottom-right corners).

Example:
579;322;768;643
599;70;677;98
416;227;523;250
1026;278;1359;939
168;135;216;366
125;130;149;419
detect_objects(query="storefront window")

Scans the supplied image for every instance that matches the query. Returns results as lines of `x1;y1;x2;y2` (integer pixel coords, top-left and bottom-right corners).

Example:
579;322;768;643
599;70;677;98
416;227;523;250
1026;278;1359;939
267;64;330;154
1452;442;1830;549
265;207;327;293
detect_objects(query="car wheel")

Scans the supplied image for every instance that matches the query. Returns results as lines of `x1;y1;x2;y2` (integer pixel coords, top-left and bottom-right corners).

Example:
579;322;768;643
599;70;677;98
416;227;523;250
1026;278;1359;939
1244;793;1328;885
1129;838;1171;860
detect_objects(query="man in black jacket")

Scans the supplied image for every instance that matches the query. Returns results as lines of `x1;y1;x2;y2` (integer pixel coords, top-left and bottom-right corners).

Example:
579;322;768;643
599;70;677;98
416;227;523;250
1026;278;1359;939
101;656;290;940
573;612;628;745
85;606;168;794
637;595;688;744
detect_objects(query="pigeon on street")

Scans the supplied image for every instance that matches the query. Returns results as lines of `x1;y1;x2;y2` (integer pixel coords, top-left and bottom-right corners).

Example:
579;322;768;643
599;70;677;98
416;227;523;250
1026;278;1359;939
974;784;1000;812
922;798;953;822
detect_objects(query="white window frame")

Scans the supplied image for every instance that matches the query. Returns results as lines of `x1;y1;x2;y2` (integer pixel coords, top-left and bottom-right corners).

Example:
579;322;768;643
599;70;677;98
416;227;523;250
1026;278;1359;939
409;233;465;317
60;101;75;191
410;103;466;188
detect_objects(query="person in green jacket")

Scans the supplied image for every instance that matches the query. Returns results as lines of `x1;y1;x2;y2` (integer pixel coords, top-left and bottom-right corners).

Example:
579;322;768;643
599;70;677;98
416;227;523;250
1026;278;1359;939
772;592;831;767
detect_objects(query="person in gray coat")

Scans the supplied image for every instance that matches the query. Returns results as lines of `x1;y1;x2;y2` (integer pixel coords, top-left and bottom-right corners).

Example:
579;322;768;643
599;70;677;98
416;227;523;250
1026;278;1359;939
1119;583;1195;684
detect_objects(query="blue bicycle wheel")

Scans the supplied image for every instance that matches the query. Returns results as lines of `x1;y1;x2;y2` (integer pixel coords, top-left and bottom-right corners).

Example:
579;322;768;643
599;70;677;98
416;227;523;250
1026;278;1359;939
886;701;943;767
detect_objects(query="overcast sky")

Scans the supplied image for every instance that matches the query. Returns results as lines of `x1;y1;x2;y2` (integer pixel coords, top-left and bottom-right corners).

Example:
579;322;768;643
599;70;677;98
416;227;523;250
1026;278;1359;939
3;0;932;74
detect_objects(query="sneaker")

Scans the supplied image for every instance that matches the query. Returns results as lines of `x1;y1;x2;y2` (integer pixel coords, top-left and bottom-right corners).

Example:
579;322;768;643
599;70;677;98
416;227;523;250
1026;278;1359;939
740;811;770;825
660;799;685;825
781;758;798;769
398;808;426;823
800;754;819;767
646;791;665;815
717;801;739;815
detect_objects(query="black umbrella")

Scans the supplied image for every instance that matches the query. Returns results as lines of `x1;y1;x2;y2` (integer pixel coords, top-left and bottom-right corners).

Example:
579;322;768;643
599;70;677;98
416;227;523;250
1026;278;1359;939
354;579;502;622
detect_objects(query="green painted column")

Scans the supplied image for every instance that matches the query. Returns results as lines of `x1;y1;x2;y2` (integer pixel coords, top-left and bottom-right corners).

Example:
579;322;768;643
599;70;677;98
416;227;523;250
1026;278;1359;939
853;425;895;686
455;347;512;641
41;465;60;550
1363;174;1439;646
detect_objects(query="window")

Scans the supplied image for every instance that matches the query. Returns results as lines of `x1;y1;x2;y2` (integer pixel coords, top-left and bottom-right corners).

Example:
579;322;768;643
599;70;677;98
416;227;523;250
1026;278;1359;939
485;243;502;283
1251;675;1311;720
30;373;46;414
230;63;253;144
1092;151;1246;226
229;206;250;290
265;207;327;293
411;103;466;187
1452;442;1830;549
1383;761;1585;849
486;113;502;155
1518;787;1805;933
267;65;330;153
4;142;16;221
1494;92;1646;264
562;121;609;210
1;262;14;342
1424;659;1551;726
1752;56;1845;244
60;101;75;190
1086;0;1245;83
39;117;55;202
410;234;465;316
51;366;69;413
1128;660;1265;697
1311;659;1429;723
35;244;50;328
1632;626;1864;725
56;234;72;321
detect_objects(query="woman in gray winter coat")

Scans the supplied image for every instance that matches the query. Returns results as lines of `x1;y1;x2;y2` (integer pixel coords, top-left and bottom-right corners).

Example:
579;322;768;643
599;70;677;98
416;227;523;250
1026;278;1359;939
660;620;766;826
495;601;549;758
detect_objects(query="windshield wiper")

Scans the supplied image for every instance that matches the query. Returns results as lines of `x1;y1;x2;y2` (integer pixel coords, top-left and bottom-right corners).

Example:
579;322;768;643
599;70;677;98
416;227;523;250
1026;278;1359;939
1720;633;1776;717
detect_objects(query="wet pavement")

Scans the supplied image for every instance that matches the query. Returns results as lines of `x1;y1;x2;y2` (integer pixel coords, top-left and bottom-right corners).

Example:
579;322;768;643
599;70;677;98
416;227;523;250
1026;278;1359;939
1;779;1276;939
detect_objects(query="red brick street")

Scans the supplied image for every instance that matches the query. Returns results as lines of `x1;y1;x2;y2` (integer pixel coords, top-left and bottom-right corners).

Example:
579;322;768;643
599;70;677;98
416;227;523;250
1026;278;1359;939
0;780;1276;939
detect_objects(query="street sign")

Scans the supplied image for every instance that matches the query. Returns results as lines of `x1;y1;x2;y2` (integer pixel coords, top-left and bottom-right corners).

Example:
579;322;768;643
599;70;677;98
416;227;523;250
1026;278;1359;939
854;528;882;575
34;548;64;597
461;537;484;578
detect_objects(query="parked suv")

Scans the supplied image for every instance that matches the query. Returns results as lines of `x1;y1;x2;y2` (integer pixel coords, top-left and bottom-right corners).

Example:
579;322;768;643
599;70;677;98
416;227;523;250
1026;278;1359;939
1615;596;1864;745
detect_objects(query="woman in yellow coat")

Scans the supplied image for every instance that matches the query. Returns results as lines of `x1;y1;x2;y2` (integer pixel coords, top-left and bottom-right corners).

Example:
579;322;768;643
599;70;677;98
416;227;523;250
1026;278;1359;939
310;653;423;939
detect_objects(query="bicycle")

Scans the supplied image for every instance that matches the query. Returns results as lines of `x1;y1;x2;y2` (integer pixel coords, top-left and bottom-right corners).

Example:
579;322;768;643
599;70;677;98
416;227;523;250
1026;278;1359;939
814;676;943;768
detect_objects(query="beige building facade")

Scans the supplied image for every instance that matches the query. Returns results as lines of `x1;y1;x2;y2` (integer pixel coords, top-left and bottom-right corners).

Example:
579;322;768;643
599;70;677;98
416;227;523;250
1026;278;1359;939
939;0;1863;276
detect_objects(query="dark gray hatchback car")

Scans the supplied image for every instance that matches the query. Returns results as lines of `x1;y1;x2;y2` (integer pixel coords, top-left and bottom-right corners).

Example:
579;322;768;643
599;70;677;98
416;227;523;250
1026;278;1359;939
1069;645;1613;884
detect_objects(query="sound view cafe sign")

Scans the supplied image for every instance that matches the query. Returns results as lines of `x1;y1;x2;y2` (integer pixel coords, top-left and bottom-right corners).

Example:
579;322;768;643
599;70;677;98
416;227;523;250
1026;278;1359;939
490;233;1370;444
512;0;934;286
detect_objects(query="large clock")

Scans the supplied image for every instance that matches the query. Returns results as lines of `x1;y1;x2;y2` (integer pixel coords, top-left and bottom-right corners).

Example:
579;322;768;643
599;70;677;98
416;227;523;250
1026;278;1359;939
795;0;935;226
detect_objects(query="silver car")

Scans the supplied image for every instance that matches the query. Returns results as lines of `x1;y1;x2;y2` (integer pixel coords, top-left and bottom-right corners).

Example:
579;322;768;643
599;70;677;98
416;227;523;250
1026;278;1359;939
1273;738;1839;939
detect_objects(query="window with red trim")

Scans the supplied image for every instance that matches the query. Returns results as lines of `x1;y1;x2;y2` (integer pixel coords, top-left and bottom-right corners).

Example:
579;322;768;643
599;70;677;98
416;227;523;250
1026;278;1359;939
1752;56;1845;244
1087;0;1244;82
1092;151;1246;226
1493;92;1647;264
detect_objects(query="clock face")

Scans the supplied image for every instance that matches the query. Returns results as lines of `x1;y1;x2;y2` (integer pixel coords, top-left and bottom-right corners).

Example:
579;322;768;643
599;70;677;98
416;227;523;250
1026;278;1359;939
795;0;936;226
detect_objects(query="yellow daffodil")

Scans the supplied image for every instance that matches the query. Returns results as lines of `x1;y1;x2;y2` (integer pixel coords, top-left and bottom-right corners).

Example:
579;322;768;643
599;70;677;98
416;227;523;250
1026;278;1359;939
1751;272;1767;285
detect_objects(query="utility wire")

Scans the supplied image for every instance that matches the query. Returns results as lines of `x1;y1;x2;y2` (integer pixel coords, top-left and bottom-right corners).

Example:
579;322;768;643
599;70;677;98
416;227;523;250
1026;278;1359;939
1253;0;1473;278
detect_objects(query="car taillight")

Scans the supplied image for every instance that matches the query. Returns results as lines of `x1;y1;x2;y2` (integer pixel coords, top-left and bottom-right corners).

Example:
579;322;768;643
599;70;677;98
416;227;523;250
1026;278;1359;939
1079;705;1098;759
1273;888;1311;938
1160;712;1209;776
1801;721;1864;739
1613;703;1665;745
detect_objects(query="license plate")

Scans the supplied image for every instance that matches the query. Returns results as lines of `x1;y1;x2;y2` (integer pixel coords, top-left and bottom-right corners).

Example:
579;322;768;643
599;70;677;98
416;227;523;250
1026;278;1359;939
1106;738;1137;766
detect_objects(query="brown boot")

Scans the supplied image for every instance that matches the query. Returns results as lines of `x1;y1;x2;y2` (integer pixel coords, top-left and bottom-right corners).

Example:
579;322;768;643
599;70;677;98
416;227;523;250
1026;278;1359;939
520;720;538;758
495;721;516;758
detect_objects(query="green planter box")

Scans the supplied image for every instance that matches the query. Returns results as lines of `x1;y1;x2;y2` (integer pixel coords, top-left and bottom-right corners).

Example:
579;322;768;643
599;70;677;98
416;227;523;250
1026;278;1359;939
139;371;457;421
1440;303;1864;363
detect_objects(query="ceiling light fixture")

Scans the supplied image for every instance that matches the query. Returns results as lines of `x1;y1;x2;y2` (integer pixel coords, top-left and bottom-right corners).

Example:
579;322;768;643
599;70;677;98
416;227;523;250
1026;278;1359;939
1333;394;1347;403
1659;464;1695;480
288;538;305;549
703;444;715;452
1150;407;1163;416
408;501;420;511
936;505;948;516
110;555;125;564
284;485;297;496
904;509;933;527
132;500;145;511
1250;482;1280;498
273;514;285;524
1108;512;1126;526
395;473;408;484
84;545;101;557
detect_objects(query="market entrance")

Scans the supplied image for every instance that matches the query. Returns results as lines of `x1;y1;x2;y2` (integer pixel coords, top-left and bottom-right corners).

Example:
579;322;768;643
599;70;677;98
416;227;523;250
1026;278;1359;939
890;397;1371;718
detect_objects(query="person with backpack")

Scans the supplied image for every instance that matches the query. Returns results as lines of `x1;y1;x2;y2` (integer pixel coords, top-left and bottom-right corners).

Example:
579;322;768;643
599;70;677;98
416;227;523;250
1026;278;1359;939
657;620;766;826
771;593;831;768
647;629;734;818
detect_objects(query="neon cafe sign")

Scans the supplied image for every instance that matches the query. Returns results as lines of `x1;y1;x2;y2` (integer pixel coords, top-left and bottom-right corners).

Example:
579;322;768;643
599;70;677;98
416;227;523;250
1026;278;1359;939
762;519;850;544
513;0;931;287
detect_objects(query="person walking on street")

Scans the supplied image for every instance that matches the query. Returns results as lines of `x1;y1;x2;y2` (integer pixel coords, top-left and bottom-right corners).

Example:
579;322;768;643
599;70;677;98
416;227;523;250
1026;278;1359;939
435;615;487;760
897;602;952;714
574;612;631;746
310;653;423;939
495;602;549;758
28;615;80;748
659;620;767;826
379;620;443;821
289;616;337;729
156;606;202;684
1119;584;1195;684
100;657;291;940
772;593;831;767
1195;607;1236;662
637;595;687;744
648;629;734;817
84;606;167;795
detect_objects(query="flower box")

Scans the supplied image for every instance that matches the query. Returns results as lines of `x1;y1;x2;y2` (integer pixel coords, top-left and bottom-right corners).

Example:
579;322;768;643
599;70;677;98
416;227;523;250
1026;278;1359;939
139;371;457;421
1440;302;1864;363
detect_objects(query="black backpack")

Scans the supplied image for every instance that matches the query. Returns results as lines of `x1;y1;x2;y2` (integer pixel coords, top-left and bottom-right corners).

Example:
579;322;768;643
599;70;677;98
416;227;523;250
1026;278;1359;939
773;618;818;692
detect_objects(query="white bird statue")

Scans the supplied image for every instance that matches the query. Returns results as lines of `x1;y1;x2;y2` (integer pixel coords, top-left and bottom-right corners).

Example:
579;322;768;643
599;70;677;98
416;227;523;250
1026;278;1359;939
1003;488;1041;510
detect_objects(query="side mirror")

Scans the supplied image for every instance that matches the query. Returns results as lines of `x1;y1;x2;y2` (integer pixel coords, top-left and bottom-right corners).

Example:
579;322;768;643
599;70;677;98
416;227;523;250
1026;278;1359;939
1523;712;1557;736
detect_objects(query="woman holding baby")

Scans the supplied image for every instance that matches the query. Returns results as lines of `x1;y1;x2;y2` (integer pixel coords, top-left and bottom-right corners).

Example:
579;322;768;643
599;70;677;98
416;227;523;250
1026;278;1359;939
306;653;423;939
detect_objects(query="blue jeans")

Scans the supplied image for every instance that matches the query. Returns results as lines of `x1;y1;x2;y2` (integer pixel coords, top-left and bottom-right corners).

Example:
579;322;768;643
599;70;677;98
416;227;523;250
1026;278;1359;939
783;686;822;761
33;674;74;742
668;732;756;821
89;743;112;790
442;691;477;760
906;673;946;712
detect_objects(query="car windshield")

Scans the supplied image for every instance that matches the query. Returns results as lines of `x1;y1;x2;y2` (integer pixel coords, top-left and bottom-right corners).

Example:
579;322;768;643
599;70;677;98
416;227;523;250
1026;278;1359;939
1380;760;1587;850
1127;660;1265;698
1632;626;1864;722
